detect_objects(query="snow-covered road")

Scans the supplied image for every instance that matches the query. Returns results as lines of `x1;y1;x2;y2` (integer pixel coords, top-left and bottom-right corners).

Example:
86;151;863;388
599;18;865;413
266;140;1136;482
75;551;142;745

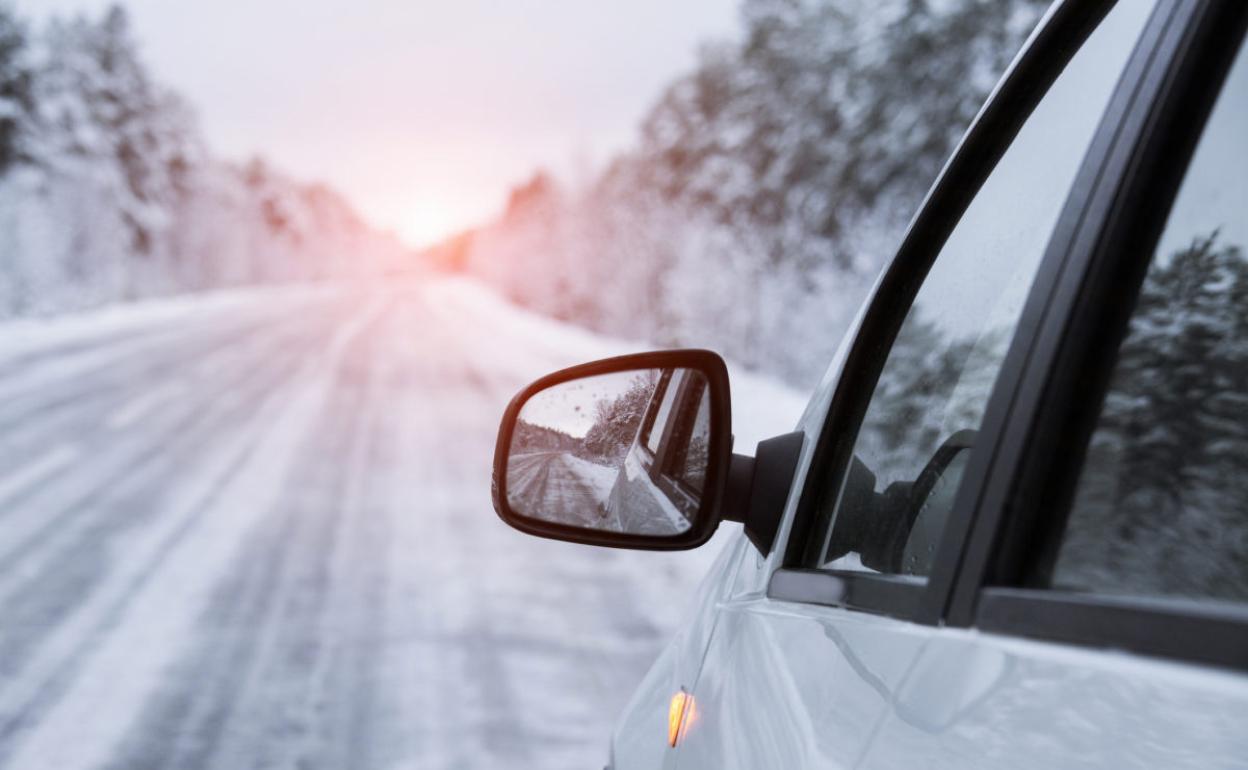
507;451;618;529
0;277;806;770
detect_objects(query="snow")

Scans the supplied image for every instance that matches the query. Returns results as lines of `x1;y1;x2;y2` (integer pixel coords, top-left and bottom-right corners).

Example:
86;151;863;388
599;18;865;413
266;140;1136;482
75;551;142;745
0;443;80;505
461;0;1050;388
0;6;410;323
424;276;808;450
506;451;619;529
561;453;619;505
1;334;345;769
0;275;808;769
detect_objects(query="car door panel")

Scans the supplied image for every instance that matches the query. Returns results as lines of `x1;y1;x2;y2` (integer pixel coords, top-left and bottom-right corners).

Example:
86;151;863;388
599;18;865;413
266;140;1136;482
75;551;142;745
863;632;1248;769
609;533;747;770
676;600;931;770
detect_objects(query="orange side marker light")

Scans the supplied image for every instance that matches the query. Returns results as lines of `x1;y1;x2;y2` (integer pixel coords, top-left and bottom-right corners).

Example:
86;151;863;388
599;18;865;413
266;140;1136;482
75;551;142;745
668;689;696;747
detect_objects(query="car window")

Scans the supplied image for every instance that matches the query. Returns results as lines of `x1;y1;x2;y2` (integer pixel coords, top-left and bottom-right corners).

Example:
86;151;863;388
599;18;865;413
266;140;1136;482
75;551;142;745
1051;38;1248;604
642;369;682;454
811;0;1156;577
667;376;711;494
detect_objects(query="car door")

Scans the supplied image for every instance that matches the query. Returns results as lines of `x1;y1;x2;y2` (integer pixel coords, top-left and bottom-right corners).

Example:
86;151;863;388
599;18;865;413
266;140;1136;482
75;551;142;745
863;3;1248;767
672;2;1163;767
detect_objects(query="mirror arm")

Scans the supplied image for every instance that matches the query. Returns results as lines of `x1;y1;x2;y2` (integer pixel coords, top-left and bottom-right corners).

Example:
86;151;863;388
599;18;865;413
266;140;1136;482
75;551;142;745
721;431;805;557
721;451;755;524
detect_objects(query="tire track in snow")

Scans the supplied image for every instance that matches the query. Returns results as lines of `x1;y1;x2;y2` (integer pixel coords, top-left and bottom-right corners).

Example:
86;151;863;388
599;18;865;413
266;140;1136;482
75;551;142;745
0;318;324;597
0;304;335;446
0;293;339;395
0;295;390;770
0;316;341;756
84;299;393;770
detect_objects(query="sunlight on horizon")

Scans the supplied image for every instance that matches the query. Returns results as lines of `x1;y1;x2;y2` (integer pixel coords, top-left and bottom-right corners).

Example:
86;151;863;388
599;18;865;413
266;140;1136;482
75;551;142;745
402;198;462;249
17;0;741;249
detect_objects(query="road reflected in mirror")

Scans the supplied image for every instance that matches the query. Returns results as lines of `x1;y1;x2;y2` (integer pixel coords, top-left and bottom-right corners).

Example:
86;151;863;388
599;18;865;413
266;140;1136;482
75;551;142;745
506;368;711;535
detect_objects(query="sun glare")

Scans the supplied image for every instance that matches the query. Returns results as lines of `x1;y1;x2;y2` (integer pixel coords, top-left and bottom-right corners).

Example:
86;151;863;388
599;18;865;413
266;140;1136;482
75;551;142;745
399;200;465;250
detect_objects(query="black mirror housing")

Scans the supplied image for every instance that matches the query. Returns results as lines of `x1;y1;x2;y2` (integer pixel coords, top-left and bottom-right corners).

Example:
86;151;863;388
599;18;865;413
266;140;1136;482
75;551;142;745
492;350;732;550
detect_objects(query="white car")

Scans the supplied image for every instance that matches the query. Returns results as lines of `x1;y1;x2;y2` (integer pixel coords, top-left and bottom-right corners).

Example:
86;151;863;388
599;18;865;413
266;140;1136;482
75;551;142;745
492;0;1248;767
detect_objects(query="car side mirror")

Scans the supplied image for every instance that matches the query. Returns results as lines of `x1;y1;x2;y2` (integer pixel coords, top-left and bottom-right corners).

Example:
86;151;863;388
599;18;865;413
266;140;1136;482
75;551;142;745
492;350;732;550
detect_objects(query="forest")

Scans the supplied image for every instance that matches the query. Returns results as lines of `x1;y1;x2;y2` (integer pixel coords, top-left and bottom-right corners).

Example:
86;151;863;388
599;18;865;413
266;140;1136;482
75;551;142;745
0;4;406;318
3;0;1057;390
461;0;1048;387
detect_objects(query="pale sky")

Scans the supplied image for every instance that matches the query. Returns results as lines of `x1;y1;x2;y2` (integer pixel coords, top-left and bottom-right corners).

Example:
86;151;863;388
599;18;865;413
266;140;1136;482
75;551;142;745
19;0;740;247
519;370;640;438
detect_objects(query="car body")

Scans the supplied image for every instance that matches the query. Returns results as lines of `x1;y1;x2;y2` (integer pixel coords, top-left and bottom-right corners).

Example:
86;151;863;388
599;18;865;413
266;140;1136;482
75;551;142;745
496;0;1248;766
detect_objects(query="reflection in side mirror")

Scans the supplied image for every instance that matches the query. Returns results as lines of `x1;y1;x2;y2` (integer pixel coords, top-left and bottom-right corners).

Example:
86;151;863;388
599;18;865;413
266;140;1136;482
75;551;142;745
493;351;731;550
508;368;708;535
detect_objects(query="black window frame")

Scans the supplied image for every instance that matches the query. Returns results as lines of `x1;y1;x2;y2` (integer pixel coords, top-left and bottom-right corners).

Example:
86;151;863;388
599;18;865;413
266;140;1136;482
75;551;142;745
652;374;706;520
769;0;1171;625
660;375;710;495
637;368;675;465
950;0;1248;672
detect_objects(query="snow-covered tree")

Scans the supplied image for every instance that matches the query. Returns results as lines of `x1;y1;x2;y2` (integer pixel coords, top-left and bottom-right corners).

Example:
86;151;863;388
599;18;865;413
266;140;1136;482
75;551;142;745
1059;233;1248;599
0;3;408;319
583;371;660;464
464;0;1048;387
0;5;32;174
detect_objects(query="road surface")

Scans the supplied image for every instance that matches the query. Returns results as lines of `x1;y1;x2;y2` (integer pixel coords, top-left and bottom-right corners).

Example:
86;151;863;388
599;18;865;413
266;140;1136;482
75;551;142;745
0;277;804;769
506;451;618;529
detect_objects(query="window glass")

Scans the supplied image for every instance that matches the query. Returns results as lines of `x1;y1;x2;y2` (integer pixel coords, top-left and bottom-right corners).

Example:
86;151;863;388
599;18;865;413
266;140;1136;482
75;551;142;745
670;379;711;493
644;369;684;454
1052;40;1248;603
813;1;1155;577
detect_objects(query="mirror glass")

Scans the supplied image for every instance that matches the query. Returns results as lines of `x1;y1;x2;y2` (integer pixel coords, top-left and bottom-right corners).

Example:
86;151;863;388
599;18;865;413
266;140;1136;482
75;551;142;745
506;367;712;535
